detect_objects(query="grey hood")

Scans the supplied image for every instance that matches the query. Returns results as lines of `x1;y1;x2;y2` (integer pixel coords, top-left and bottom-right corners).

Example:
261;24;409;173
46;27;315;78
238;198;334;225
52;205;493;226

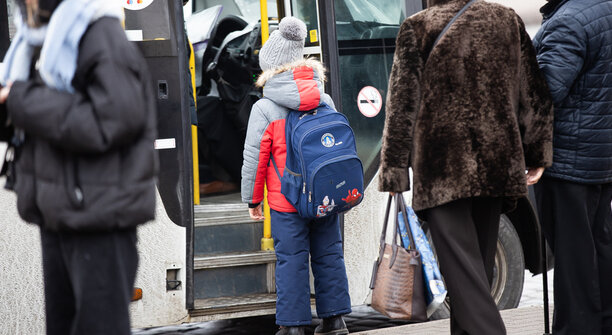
256;58;327;111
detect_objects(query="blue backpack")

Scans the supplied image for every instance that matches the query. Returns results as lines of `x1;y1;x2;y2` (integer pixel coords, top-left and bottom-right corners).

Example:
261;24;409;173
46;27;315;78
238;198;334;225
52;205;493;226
272;103;364;219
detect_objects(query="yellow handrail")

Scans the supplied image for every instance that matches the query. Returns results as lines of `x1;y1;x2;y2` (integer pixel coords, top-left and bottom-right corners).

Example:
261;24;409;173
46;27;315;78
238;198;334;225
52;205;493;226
260;0;270;44
189;39;200;205
260;0;274;251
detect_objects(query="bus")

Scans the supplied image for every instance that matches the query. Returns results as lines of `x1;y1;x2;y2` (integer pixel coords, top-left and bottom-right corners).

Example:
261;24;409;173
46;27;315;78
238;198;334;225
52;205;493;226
0;0;549;332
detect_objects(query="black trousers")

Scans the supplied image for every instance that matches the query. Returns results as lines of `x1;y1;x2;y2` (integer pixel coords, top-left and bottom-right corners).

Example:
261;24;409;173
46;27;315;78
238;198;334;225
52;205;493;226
535;177;612;335
425;197;506;335
40;228;139;335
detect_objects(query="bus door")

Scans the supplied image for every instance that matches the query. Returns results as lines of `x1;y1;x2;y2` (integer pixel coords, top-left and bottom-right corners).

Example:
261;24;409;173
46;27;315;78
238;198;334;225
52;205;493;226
186;0;280;319
0;1;9;59
315;0;424;183
123;0;194;230
275;0;424;183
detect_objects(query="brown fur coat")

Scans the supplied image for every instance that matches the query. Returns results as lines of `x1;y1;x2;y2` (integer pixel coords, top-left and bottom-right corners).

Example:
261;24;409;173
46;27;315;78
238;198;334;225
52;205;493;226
378;0;553;212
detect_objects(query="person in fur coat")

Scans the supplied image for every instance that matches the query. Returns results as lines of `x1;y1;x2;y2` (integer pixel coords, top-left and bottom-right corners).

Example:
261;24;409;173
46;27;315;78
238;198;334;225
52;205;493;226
242;17;350;335
379;0;554;334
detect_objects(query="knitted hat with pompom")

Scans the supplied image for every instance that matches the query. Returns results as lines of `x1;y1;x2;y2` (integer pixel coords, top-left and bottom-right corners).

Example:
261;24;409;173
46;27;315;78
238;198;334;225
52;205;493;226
258;16;307;71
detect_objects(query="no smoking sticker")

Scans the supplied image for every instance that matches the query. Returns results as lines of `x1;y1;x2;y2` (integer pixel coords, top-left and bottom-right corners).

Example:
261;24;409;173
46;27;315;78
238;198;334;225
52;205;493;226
121;0;155;10
357;86;382;118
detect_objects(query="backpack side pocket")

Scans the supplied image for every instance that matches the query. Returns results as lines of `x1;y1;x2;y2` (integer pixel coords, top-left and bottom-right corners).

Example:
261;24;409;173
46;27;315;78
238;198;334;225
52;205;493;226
280;167;302;208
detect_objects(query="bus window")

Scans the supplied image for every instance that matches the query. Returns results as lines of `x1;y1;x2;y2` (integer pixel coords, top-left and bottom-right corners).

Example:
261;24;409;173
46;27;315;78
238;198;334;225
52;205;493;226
290;0;319;47
334;0;407;181
193;0;278;22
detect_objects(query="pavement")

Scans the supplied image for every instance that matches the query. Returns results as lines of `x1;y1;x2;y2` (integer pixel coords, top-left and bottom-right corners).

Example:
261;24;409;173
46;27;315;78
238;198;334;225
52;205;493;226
133;270;555;335
351;306;553;335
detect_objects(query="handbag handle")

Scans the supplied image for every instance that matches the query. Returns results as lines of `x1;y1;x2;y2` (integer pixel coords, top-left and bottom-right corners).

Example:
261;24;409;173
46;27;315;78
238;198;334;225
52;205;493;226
376;194;418;266
397;194;417;250
376;195;393;265
369;193;419;289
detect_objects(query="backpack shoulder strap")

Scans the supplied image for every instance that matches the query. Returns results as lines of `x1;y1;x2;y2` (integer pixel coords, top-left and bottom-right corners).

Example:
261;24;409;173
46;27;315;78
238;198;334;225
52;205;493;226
270;155;281;179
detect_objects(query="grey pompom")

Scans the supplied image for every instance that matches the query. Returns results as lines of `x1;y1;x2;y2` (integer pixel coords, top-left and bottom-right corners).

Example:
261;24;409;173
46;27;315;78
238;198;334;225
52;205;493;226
279;16;307;41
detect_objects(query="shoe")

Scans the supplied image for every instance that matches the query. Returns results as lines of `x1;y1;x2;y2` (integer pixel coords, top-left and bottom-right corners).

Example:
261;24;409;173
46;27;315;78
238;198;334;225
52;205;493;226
314;315;349;335
199;180;237;195
275;326;306;335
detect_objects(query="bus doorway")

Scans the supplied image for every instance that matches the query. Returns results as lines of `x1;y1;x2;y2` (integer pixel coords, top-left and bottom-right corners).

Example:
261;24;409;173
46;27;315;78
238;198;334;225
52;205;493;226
182;0;427;321
184;0;545;323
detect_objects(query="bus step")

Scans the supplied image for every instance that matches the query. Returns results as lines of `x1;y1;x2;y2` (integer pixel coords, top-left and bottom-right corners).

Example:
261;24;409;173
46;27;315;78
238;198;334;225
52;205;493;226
193;251;276;300
190;293;277;319
194;220;264;256
194;203;253;226
194;251;276;269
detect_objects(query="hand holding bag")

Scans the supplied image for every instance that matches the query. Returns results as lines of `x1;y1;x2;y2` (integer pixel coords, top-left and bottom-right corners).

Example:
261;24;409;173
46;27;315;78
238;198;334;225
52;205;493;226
369;194;427;321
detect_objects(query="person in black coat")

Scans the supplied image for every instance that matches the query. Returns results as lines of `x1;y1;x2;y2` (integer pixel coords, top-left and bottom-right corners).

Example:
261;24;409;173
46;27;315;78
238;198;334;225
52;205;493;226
533;0;612;334
0;1;157;334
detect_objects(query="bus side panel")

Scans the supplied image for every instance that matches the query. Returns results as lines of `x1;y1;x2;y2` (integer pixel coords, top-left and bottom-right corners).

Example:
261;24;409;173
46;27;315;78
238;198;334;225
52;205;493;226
129;192;188;328
344;177;397;305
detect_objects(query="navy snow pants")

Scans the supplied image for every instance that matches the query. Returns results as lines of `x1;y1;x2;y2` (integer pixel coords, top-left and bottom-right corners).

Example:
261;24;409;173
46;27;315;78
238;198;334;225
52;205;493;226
271;210;351;326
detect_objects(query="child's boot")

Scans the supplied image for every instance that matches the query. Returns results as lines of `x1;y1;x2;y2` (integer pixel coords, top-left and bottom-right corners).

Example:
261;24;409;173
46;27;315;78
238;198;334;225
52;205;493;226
275;326;306;335
314;315;349;335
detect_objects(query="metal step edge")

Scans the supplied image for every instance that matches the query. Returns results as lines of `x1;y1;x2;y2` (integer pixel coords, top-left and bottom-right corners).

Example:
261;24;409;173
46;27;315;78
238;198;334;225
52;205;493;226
194;216;260;227
190;294;277;317
194;203;247;215
190;295;316;318
194;251;276;269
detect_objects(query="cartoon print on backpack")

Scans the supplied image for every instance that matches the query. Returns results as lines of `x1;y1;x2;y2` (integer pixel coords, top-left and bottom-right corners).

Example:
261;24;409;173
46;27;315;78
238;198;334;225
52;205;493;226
342;188;362;207
316;195;337;217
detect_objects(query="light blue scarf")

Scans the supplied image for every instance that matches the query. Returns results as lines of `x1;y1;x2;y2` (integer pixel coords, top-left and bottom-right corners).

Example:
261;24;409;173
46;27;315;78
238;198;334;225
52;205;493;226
1;0;123;93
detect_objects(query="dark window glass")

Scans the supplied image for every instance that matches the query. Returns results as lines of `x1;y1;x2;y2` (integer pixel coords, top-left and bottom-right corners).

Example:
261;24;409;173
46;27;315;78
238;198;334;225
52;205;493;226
334;0;407;180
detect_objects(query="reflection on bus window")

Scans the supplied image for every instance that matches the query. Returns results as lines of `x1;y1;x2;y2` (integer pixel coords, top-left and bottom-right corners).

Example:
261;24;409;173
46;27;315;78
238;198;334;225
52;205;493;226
342;0;398;25
290;0;319;47
335;0;405;40
193;0;278;22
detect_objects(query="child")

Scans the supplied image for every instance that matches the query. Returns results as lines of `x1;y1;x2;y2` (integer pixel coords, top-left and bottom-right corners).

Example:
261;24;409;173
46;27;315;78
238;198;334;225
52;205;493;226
241;16;351;335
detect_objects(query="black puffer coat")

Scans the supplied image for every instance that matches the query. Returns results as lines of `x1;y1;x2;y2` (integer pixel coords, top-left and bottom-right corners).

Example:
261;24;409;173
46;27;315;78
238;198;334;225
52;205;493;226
6;17;158;231
533;0;612;183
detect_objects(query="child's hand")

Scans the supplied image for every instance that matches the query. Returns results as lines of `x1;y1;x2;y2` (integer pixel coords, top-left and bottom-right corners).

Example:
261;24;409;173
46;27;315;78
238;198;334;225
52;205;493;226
249;204;264;221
